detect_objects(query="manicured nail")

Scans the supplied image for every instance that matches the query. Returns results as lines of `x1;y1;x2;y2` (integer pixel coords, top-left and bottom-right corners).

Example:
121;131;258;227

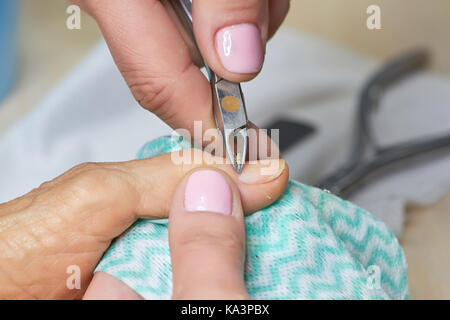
185;170;232;215
239;159;286;184
215;23;263;74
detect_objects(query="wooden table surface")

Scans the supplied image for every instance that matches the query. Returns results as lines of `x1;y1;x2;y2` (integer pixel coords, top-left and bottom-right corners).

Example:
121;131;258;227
402;194;450;299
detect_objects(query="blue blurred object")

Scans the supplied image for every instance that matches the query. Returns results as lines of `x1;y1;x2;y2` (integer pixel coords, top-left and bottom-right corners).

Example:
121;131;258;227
0;0;19;102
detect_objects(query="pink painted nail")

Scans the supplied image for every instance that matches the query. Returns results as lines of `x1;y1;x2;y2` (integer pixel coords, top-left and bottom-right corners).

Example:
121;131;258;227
215;23;263;74
184;170;232;215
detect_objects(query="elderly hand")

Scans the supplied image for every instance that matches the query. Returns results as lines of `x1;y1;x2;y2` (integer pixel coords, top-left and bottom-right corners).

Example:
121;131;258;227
0;151;288;299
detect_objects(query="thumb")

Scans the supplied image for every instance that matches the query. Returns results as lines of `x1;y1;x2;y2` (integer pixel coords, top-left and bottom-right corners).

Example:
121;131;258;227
192;0;269;82
169;169;249;300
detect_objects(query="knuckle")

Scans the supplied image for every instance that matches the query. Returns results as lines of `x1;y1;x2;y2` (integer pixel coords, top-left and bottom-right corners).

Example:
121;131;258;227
36;162;132;203
73;164;117;189
125;71;174;118
33;163;107;205
37;179;55;191
72;161;102;174
123;62;194;124
62;163;130;204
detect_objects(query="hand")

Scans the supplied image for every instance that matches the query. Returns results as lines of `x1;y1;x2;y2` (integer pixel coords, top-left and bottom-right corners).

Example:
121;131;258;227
0;150;288;299
84;168;263;299
71;0;290;134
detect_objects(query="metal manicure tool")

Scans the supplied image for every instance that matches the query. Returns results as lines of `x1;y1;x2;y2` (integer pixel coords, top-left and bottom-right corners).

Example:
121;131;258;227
170;0;249;174
317;49;450;197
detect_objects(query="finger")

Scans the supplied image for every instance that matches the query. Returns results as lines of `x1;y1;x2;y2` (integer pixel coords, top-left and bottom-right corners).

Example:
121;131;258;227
169;169;248;299
268;0;291;39
0;150;287;299
13;148;288;241
192;0;269;82
83;272;143;300
79;0;215;134
126;149;288;219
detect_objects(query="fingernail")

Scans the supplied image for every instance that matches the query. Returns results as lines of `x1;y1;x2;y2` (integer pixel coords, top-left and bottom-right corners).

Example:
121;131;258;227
215;23;263;74
239;159;286;184
185;170;232;215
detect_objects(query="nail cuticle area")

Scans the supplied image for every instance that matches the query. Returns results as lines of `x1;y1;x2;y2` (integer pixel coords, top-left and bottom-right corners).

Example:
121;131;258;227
238;159;286;185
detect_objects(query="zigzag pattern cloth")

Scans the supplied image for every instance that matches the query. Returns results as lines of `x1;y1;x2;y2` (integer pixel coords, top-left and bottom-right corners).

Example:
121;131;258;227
96;136;409;300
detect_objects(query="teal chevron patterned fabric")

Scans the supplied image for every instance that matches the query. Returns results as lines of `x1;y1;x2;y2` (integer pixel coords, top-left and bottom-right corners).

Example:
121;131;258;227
96;136;409;300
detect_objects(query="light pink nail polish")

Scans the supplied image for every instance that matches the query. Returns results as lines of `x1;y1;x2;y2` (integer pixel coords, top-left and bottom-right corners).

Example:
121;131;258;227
215;23;263;74
184;170;232;215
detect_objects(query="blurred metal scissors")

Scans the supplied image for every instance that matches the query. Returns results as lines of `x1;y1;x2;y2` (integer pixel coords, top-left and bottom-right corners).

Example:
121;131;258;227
317;49;450;197
170;0;248;173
